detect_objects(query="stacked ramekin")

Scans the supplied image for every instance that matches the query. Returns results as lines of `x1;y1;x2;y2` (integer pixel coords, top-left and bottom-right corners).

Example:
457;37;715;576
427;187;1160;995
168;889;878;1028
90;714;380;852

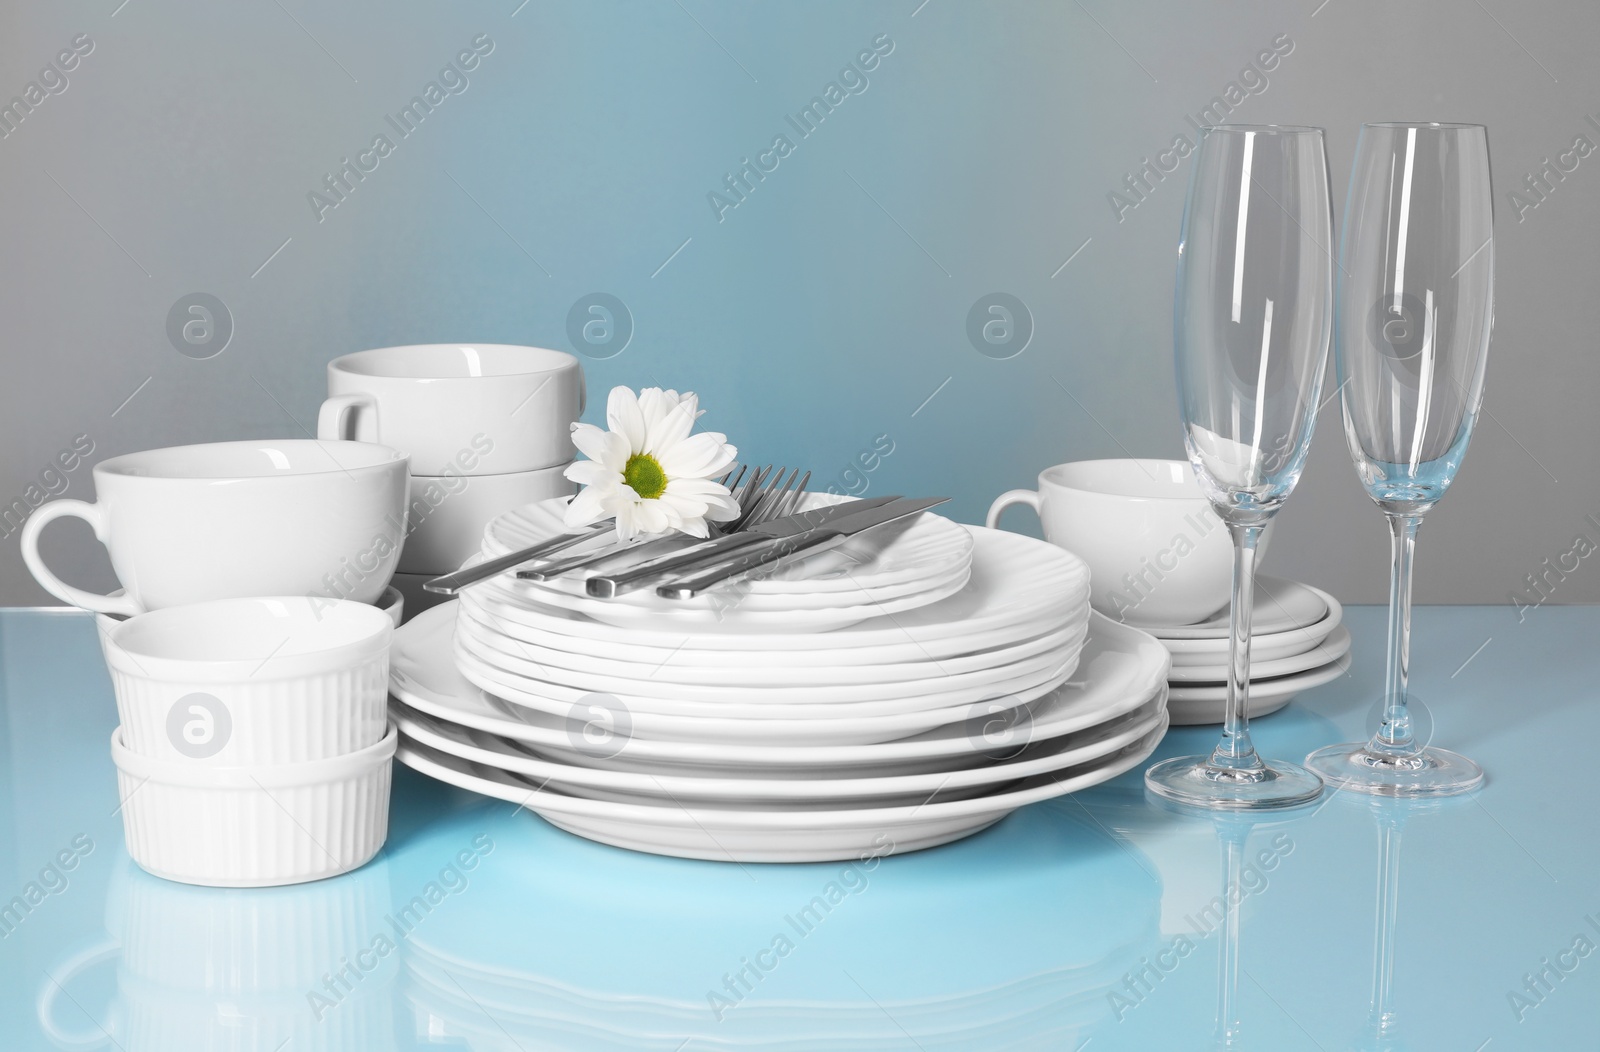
100;597;397;887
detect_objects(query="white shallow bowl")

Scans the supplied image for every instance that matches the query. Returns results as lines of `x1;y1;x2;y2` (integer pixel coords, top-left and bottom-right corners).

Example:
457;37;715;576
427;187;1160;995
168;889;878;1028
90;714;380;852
397;463;574;575
111;724;396;887
1166;625;1352;684
102;597;392;766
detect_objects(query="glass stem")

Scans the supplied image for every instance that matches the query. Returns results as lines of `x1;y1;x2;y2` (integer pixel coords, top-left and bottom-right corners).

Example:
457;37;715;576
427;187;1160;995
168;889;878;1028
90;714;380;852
1368;814;1402;1040
1214;823;1247;1047
1372;513;1423;759
1210;523;1265;773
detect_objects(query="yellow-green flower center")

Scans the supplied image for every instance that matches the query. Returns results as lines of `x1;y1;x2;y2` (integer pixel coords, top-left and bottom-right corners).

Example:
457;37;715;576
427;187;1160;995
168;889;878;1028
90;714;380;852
623;452;668;500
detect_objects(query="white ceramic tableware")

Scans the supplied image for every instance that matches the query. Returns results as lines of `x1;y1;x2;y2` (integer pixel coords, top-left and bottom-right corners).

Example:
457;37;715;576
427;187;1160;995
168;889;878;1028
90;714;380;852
986;458;1269;627
374;585;404;628
390;571;454;624
20;440;409;616
319;344;583;476
454;613;1087;713
394;717;1166;863
397;463;574;575
1142;576;1327;640
457;526;1088;653
390;604;1169;769
393;696;1165;806
1163;597;1340;667
454;596;1084;686
1165;652;1353;725
1166;626;1351;684
111;723;396;887
103;596;392;765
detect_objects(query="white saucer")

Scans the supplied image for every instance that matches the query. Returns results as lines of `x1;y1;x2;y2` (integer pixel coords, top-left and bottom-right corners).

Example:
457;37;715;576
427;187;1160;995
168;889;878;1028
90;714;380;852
1140;576;1330;639
1164;651;1353;725
1163;588;1343;665
1166;625;1352;684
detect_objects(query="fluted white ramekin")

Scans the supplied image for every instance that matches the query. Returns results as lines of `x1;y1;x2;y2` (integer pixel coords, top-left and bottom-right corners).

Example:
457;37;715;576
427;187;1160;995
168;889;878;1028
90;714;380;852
111;723;396;887
103;596;392;765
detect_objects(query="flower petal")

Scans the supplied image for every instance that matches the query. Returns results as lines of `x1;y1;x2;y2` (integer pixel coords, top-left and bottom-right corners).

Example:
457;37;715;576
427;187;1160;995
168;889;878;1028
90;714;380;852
569;422;611;464
646;397;697;455
598;429;633;472
564;460;617;488
655;432;737;479
562;484;613;528
606;386;646;452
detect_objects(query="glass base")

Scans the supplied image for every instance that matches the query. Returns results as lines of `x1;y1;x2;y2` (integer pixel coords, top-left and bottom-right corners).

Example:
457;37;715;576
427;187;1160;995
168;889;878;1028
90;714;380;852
1304;742;1483;797
1144;755;1324;811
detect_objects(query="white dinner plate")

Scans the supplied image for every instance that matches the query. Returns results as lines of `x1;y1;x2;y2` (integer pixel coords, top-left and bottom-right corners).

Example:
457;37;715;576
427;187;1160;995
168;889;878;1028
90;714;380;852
458;526;1090;653
453;641;1078;745
456;595;1088;687
455;613;1089;710
389;605;1170;769
394;715;1168;862
1142;576;1329;639
1166;625;1352;684
392;694;1166;805
483;494;976;596
1165;652;1353;725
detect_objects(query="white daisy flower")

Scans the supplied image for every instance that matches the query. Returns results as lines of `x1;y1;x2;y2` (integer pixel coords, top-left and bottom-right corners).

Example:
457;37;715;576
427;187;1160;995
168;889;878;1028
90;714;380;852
563;386;741;541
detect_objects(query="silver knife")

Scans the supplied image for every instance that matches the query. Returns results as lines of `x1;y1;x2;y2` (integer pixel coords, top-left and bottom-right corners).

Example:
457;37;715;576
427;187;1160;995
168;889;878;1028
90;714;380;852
422;521;610;595
583;495;902;598
655;496;949;600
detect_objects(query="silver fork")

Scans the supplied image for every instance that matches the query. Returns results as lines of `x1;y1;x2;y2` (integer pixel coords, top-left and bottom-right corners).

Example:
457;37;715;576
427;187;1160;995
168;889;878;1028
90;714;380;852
517;466;809;582
423;464;764;596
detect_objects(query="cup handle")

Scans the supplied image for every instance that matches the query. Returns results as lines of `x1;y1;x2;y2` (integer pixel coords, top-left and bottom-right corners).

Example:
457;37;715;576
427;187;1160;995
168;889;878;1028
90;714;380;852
985;489;1042;531
19;501;141;617
317;392;380;443
36;936;119;1050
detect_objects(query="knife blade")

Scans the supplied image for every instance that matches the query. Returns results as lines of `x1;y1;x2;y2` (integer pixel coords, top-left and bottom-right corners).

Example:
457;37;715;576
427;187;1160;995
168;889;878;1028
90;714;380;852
581;495;902;598
655;496;950;600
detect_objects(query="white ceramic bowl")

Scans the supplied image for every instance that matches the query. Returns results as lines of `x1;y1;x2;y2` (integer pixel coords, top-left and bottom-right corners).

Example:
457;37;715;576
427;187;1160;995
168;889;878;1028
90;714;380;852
111;723;396;887
103;597;392;765
320;343;584;475
397;462;574;575
987;459;1272;628
374;585;404;628
20;439;409;616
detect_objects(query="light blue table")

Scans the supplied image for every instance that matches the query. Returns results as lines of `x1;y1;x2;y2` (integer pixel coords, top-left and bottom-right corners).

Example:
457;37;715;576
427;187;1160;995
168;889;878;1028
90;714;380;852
1;604;1593;1050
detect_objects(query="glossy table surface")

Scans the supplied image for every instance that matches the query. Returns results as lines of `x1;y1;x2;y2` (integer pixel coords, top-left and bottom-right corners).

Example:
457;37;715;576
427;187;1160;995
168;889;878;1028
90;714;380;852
1;603;1595;1050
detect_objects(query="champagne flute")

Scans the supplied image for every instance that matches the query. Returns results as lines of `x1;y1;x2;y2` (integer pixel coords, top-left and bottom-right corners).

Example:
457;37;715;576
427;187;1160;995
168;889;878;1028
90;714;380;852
1305;123;1493;796
1146;125;1333;810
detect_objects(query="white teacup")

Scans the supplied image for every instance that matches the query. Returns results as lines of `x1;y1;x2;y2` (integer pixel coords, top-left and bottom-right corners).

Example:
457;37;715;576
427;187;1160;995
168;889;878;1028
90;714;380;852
987;459;1268;627
20;440;409;616
318;343;584;476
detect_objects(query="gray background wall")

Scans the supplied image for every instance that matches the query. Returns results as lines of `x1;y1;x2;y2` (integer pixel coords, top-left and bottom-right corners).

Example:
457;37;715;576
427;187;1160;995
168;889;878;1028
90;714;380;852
1;0;1594;610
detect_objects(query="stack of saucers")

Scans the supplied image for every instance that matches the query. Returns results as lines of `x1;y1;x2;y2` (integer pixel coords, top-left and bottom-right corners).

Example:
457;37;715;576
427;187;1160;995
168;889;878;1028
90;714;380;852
1142;575;1350;725
388;502;1173;862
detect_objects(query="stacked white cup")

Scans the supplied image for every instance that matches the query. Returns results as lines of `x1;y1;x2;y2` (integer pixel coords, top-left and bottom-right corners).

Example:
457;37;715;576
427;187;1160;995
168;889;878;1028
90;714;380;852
317;344;583;621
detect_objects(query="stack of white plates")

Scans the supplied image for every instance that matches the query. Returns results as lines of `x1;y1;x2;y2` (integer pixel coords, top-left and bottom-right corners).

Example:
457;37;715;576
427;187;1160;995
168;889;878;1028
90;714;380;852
389;519;1173;862
1145;576;1351;725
